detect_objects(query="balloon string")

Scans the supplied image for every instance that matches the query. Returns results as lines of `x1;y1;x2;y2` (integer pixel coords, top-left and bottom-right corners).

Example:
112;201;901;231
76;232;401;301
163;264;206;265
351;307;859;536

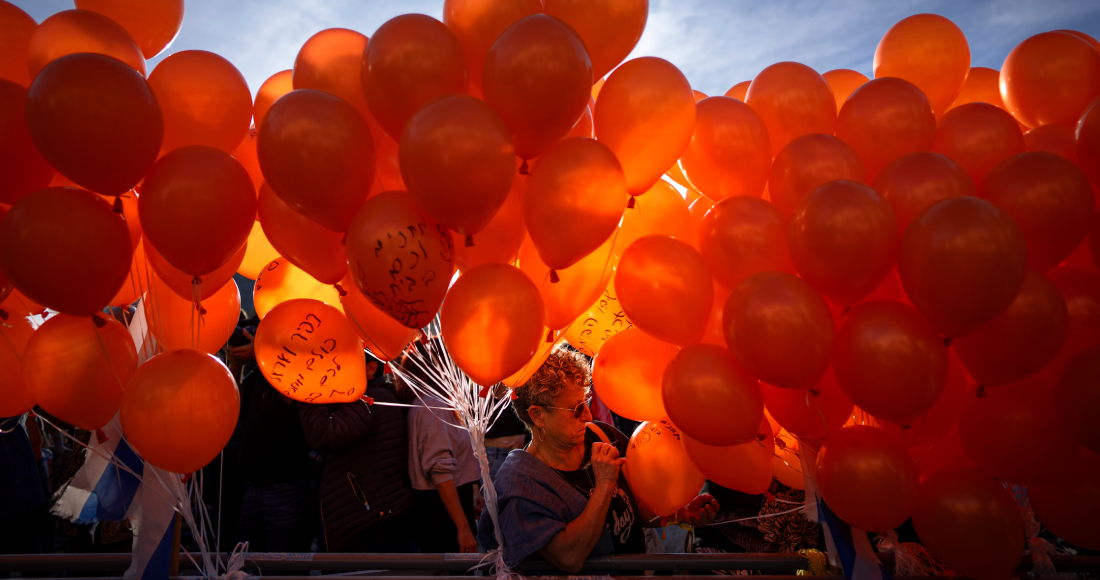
91;318;128;390
141;250;168;356
0;320;22;364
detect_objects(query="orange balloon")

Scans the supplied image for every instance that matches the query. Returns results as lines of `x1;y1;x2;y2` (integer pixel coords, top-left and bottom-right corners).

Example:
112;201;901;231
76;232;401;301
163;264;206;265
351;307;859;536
255;298;366;403
454;170;525;271
254;70;292;130
24;312;138;430
228;127;262;198
763;366;854;439
981;152;1094;272
834;300;948;424
616;180;692;258
147;50;251;153
873;14;970;117
121;349;238;473
934;103;1026;187
110;239;149;307
816;425;918;531
723;271;834;390
566;103;594;140
723;80;750;102
0;207;14;301
684;417;774;496
26;53;162;195
687;196;714;247
872;151;976;233
768;133;866;217
1092;214;1100;272
564;273;635;357
947;66;1006;112
898;196;1028;338
146;239;245;301
615;235;713;347
292;28;385;145
145;275;240;355
594;57;696;196
591;327;677;421
441;263;545;386
253;258;343;320
140;146;255;277
1002;31;1100;129
957;377;1080;484
1077;97;1100;191
746;62;836;157
27;9;145;79
0;188;130;316
1056;346;1100;453
954;270;1067;388
338;272;416;362
773;430;805;489
0;288;45;318
502;329;566;389
258;89;375;233
697;196;793;290
400;95;514;238
700;282;730;347
345;190;455;329
520;232;614;331
837;77;936;180
665;158;691;190
1042;267;1100;385
1024;124;1077;162
237;221;280;280
0;79;54;204
679;96;771;200
483;15;592;160
625;420;705;517
0;1;35;86
822;69;869;113
662;343;763;446
258;182;346;285
443;0;541;90
363;14;468;141
1031;449;1100;551
0;313;36;417
878;350;968;448
789;180;899;307
543;0;647;81
75;0;181;59
525;137;628;270
912;465;1025;580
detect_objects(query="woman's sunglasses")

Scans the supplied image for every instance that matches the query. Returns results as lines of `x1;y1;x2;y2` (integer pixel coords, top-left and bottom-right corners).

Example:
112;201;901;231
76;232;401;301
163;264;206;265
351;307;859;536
542;397;592;419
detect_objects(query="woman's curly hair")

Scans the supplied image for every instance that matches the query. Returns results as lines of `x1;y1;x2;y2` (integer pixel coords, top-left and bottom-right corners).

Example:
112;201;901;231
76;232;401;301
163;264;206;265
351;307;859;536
511;345;592;431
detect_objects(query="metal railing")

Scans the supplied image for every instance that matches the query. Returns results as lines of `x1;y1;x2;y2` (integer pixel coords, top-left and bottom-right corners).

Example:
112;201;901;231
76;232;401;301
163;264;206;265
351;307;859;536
1;552;1098;577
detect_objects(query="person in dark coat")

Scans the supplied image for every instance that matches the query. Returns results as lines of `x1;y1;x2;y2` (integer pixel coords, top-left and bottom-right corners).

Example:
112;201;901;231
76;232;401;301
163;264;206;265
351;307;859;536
298;360;416;553
0;415;45;559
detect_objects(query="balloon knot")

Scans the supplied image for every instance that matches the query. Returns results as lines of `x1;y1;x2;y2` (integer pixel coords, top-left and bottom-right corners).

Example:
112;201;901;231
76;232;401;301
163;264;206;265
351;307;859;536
465;234;474;247
756;432;766;442
383;361;393;375
341;232;347;246
0;309;8;321
478;385;491;398
943;336;953;347
549;269;560;283
546;329;554;343
181;473;193;483
775;437;787;450
112;196;124;214
510;389;518;400
334;284;347;297
627;196;636;209
764;491;776;503
192;276;202;287
95;428;109;444
199;307;208;316
976;385;987;398
91;315;106;328
360;395;375;405
900;424;911;430
840;306;852;318
519;160;529;175
809;388;820;397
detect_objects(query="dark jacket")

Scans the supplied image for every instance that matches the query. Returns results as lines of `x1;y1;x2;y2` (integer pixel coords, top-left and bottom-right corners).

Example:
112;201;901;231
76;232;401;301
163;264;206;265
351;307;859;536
299;382;412;552
237;364;314;483
0;416;45;518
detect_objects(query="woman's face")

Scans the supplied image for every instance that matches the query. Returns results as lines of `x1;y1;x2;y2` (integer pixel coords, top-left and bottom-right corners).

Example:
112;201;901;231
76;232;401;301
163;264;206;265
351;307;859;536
539;384;593;448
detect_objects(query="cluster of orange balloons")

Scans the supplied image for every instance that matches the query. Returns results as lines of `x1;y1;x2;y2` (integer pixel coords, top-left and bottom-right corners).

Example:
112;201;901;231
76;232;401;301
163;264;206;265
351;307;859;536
2;0;1100;567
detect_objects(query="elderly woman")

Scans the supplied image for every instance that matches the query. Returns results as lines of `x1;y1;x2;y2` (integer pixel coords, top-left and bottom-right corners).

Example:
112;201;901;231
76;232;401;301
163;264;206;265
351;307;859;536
478;346;717;573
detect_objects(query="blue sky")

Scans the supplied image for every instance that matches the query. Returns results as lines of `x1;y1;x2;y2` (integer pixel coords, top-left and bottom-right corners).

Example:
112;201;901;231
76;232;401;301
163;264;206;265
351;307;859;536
13;0;1100;100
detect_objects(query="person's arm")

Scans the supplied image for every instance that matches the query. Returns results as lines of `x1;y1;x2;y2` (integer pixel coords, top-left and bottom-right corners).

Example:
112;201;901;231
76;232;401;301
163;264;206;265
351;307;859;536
537;442;624;573
297;400;377;451
436;479;478;552
639;493;720;528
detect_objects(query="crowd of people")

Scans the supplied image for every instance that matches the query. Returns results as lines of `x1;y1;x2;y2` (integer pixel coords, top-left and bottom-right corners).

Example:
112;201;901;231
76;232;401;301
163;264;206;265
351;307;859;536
1;306;832;576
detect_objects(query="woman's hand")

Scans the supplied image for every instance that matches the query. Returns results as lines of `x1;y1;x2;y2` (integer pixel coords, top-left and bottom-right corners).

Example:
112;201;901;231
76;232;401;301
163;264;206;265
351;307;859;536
591;442;626;486
676;493;719;527
457;524;478;553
